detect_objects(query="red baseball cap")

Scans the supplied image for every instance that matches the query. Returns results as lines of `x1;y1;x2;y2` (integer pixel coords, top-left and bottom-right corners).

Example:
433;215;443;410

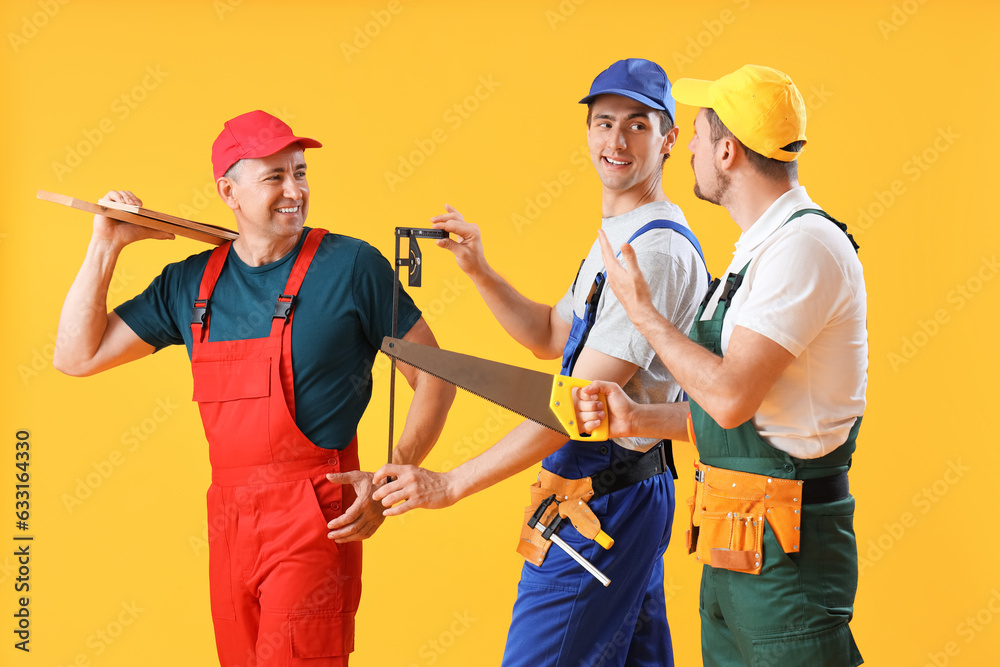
211;110;322;180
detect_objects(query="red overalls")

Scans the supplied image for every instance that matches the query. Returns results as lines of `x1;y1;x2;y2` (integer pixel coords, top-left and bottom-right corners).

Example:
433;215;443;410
190;228;362;666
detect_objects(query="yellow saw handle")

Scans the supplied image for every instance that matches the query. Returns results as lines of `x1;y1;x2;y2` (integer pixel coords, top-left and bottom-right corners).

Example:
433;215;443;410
549;375;609;441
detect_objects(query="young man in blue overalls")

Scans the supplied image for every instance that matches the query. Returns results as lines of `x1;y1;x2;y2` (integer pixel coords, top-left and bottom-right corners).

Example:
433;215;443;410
374;59;709;666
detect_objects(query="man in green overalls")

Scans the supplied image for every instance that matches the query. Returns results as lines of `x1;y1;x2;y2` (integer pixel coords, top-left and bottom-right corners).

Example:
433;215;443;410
577;64;867;666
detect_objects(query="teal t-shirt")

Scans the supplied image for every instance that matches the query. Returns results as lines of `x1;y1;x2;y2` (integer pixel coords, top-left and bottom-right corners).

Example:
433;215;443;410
115;228;421;450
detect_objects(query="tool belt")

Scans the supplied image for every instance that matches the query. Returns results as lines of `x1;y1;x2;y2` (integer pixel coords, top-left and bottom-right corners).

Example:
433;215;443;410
517;441;674;565
686;462;849;575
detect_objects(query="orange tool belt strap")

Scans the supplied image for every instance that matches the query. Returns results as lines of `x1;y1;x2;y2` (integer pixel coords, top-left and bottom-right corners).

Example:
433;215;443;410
516;469;613;566
686;462;804;575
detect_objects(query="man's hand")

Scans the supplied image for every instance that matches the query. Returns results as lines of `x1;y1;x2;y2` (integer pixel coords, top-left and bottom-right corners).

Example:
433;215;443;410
597;229;657;331
431;204;489;279
93;190;174;248
52;189;169;377
430;204;570;358
575;382;638;440
325;471;386;543
371;464;458;517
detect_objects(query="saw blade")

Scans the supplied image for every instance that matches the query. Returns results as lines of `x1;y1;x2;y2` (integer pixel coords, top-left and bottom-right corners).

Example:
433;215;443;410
381;337;567;436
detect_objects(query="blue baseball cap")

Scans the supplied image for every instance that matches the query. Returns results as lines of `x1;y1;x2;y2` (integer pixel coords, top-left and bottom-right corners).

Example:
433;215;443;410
579;58;675;125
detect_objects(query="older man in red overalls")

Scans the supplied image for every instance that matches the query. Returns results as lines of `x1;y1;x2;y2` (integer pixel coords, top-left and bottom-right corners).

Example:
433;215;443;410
53;110;455;666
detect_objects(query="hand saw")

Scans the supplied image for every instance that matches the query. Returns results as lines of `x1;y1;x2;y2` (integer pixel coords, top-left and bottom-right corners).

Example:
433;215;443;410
381;337;608;441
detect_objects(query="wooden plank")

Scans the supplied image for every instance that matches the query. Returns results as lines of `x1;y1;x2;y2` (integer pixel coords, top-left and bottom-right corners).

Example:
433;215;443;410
37;190;238;245
96;197;240;237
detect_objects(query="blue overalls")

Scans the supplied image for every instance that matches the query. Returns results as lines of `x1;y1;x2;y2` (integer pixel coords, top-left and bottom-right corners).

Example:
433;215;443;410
502;221;706;667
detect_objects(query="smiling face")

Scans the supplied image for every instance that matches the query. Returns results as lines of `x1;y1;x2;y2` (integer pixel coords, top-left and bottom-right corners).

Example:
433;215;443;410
586;94;677;215
222;143;310;244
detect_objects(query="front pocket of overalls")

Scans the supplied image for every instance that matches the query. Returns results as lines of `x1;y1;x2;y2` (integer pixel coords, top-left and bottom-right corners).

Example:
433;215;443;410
307;474;344;526
206;486;237;620
192;359;270;402
697;510;764;573
192;359;270;450
799;502;859;610
289;610;354;657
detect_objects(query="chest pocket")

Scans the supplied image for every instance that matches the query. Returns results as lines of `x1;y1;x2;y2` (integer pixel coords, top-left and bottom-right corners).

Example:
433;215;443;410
192;359;271;403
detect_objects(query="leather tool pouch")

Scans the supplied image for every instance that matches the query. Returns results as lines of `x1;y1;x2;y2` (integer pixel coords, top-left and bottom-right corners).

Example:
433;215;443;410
687;462;804;575
516;470;605;566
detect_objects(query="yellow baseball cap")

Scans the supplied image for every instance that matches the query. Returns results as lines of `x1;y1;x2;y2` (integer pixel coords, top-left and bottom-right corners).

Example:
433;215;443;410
672;64;807;162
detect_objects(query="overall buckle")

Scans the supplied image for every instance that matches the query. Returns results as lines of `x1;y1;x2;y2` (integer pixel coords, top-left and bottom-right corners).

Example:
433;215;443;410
273;294;296;319
191;299;209;326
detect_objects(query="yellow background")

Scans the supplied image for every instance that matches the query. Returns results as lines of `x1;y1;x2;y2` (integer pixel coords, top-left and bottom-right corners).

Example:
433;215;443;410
3;1;998;665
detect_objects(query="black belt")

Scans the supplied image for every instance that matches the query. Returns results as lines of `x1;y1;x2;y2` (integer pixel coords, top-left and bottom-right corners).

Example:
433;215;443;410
801;471;850;504
590;440;677;499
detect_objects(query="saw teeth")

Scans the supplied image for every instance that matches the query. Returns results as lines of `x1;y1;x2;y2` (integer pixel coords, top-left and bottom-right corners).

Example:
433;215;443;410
381;352;566;436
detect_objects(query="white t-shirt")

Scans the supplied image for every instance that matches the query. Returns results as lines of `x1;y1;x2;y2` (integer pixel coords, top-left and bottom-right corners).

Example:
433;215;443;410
557;200;708;451
700;186;868;458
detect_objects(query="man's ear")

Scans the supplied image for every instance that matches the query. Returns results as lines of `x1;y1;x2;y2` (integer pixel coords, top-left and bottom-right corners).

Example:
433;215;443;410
660;125;680;157
216;177;239;211
718;136;739;171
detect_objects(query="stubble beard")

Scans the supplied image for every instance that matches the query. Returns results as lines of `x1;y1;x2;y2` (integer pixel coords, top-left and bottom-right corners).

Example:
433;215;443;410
692;157;730;206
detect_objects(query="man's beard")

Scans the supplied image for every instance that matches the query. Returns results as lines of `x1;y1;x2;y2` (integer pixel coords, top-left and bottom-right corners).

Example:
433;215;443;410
692;157;730;205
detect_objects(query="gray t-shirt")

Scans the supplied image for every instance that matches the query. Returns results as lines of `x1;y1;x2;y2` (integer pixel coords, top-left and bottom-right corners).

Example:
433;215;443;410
556;201;708;451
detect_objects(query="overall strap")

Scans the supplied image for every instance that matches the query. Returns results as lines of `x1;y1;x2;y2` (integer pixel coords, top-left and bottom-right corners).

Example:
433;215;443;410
601;220;710;310
271;228;328;420
697;207;857;322
562;220;701;375
599;219;708;313
191;241;233;343
268;228;328;337
785;208;860;254
625;219;710;283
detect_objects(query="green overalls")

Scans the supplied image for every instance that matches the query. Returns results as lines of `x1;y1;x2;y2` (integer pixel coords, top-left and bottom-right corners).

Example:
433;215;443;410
688;209;864;666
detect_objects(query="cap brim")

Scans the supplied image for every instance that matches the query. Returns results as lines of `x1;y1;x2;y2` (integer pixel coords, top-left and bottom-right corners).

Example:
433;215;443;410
671;78;715;108
579;88;666;112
